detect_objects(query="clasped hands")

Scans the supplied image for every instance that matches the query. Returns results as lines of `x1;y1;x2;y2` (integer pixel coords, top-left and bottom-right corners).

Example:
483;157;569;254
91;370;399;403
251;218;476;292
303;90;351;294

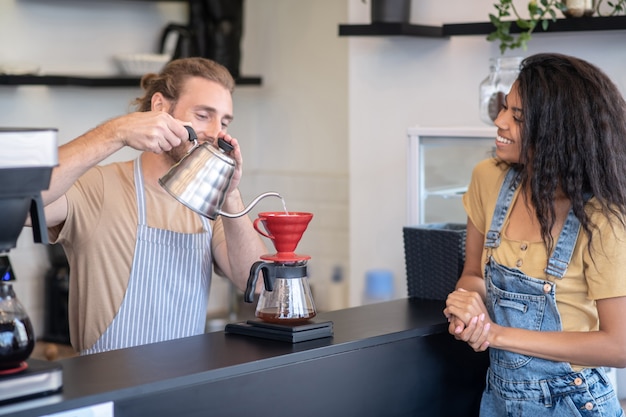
444;288;492;352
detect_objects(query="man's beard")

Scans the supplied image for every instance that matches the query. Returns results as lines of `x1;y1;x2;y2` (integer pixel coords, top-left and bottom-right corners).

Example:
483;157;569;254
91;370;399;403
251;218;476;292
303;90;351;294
165;141;192;165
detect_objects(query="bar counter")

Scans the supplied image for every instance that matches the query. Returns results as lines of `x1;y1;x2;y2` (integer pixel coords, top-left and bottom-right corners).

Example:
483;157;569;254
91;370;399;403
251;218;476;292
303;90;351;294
0;298;489;417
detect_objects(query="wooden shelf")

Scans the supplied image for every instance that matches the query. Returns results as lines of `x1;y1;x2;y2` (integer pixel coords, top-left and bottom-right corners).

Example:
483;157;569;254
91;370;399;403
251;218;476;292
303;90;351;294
339;15;626;37
0;74;262;88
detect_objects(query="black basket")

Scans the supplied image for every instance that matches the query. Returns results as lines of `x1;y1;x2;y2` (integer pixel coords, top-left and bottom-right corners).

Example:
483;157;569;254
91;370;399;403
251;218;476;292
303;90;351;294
403;223;466;301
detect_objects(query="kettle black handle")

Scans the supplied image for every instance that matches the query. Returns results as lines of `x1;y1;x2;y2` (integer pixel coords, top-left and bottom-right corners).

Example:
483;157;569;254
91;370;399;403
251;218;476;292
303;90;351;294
181;127;231;152
184;125;197;142
218;137;234;153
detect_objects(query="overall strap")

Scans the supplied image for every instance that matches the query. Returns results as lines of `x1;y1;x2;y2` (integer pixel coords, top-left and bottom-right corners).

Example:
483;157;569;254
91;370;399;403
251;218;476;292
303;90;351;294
485;168;519;249
544;208;581;279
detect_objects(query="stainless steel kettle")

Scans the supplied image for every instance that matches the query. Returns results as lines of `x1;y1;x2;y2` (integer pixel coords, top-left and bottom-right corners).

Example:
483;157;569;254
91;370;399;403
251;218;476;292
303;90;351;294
159;126;281;220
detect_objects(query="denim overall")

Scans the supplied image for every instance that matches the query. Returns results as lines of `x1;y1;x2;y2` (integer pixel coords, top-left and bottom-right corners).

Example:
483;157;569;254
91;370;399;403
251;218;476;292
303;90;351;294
480;169;623;416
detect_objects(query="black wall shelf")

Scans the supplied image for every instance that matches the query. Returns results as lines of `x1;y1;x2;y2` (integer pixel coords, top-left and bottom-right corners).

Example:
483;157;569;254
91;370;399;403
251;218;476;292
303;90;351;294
339;15;626;37
339;22;445;37
0;74;262;88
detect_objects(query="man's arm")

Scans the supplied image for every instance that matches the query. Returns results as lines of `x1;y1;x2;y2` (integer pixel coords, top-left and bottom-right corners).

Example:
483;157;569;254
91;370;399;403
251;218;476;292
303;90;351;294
41;111;189;226
209;134;269;291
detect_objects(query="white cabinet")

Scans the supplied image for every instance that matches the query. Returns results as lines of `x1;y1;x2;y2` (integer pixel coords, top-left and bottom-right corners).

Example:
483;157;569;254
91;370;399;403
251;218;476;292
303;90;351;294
406;126;496;225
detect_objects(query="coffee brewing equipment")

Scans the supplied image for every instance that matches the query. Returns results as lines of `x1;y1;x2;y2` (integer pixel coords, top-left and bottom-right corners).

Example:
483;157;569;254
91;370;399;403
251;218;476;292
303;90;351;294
244;212;316;323
225;212;332;343
159;126;281;220
159;0;244;79
0;128;63;403
161;127;332;341
0;281;34;372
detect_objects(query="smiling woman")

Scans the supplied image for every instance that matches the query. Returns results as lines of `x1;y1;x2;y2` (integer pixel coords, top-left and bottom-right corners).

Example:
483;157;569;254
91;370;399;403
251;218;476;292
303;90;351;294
446;53;626;416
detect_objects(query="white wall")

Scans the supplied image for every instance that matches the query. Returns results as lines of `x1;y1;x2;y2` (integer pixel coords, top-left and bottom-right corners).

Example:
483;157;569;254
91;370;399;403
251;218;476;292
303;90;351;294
0;0;349;336
0;0;188;337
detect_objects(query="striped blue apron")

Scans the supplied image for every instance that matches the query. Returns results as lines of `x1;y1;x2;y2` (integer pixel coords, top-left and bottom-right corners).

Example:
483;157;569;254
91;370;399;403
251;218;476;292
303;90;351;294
83;157;212;354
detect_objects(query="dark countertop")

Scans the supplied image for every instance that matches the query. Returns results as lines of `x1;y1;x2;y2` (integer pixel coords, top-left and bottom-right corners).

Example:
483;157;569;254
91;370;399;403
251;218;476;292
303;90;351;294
0;298;487;417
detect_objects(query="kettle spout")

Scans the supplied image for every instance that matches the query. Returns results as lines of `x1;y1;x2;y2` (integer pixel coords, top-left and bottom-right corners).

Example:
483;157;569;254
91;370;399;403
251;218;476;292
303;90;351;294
218;192;282;219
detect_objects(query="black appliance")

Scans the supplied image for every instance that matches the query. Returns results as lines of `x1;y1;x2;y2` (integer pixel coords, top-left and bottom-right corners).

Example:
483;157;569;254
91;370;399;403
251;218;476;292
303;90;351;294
43;244;70;345
0;128;63;403
159;0;244;79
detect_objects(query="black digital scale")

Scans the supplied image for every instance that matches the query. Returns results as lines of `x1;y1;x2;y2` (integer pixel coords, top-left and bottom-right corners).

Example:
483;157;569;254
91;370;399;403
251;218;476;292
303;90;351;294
225;319;333;343
0;359;63;404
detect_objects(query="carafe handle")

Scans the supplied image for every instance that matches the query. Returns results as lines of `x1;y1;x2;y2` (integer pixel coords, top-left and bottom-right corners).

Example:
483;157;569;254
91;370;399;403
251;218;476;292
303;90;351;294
244;261;276;303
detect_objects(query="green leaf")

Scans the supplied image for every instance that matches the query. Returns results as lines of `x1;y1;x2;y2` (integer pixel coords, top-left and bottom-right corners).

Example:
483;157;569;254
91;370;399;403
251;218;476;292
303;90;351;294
502;33;514;42
548;9;557;20
487;32;500;41
495;21;511;35
529;2;540;14
519;32;532;42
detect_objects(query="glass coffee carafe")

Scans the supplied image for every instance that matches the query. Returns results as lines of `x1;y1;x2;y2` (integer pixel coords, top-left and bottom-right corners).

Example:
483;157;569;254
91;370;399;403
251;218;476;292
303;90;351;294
0;282;35;372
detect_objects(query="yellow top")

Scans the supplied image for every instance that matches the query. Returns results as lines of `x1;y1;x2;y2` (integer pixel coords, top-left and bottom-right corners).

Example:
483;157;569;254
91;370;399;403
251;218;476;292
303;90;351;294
463;159;626;368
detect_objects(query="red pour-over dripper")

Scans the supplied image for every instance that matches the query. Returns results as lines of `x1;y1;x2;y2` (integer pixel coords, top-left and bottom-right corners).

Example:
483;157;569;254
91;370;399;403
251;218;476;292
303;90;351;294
253;212;313;262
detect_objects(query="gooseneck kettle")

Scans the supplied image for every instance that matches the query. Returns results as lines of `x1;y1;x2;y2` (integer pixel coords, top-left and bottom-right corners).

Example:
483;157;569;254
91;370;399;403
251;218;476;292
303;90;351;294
159;126;281;220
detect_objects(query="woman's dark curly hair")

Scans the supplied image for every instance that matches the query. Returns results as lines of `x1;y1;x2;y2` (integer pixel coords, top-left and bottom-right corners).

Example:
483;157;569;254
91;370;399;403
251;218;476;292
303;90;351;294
131;57;235;112
510;53;626;254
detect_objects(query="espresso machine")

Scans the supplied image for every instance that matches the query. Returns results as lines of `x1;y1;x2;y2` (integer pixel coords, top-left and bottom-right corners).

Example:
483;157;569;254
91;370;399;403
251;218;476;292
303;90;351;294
0;128;63;403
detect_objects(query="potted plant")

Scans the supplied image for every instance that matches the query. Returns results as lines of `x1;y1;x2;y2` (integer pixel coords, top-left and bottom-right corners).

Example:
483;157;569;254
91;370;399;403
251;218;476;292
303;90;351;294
488;0;567;54
488;0;625;54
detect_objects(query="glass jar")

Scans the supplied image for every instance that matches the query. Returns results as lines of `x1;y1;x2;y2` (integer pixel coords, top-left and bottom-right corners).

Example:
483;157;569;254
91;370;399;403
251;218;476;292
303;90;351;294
563;0;594;17
479;56;522;126
0;282;35;370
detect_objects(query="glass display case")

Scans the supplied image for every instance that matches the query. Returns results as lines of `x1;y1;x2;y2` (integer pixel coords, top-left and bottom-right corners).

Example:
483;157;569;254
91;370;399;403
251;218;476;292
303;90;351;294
406;126;496;225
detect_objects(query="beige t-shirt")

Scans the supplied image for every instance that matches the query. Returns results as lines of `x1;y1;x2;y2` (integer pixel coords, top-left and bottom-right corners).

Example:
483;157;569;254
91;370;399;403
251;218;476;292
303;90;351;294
49;160;221;352
463;159;626;342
